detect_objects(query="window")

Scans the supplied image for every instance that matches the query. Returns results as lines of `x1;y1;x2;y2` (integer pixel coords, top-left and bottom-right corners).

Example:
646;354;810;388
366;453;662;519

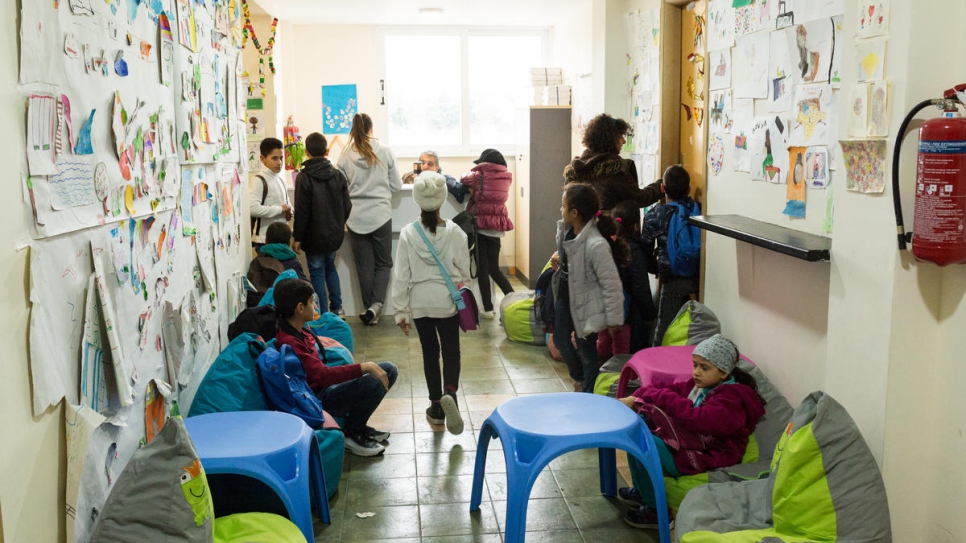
382;28;547;154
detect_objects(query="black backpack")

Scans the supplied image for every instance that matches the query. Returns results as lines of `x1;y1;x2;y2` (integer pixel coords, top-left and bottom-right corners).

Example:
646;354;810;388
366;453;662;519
534;266;556;331
227;305;279;342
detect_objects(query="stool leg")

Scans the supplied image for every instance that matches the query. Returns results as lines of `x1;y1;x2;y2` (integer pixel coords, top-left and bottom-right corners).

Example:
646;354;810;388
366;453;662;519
629;442;672;543
309;441;330;524
470;422;495;511
598;447;617;496
503;457;542;543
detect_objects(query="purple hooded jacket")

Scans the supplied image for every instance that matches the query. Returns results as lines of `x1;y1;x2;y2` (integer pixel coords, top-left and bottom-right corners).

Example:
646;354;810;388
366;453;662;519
632;379;765;475
460;163;513;233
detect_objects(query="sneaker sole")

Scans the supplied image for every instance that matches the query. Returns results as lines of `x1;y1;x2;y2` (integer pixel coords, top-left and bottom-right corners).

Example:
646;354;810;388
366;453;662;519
370;431;390;442
440;395;464;435
617;488;644;507
345;441;385;457
623;514;674;531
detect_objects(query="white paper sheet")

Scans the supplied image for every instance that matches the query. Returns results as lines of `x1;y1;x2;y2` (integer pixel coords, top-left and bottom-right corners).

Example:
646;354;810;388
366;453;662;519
790;83;834;146
733;99;755;173
92;251;135;406
848;83;869;138
734;32;769;99
709;49;731;91
769;29;795;112
707;0;735;50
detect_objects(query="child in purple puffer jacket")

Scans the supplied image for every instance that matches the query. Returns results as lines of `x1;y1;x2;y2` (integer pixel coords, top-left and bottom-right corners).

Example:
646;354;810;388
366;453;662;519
617;334;766;530
459;148;515;318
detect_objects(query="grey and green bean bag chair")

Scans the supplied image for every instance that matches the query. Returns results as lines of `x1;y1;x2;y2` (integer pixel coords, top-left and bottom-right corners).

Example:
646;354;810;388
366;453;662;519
674;391;892;542
662;300;722;346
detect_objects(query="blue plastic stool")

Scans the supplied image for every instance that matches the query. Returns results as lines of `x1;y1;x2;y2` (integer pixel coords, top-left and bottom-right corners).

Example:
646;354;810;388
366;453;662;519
185;411;330;543
470;393;671;543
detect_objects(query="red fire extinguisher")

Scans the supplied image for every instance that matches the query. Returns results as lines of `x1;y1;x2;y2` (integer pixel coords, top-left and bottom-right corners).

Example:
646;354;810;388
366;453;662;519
894;83;966;266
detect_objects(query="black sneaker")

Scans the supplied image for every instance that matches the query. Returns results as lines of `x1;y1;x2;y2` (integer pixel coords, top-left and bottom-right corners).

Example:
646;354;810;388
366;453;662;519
366;425;390;442
624;505;674;530
426;402;445;424
359;310;375;326
344;429;385;457
618;486;644;507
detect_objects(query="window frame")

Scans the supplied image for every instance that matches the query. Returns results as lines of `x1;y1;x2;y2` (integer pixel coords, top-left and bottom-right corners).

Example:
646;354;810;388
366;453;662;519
378;26;550;158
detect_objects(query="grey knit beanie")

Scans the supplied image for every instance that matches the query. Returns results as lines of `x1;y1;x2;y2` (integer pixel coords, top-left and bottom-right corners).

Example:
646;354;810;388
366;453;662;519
693;334;738;375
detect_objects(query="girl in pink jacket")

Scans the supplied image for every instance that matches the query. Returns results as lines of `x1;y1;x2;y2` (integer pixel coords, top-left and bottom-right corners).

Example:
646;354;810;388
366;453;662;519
617;334;766;530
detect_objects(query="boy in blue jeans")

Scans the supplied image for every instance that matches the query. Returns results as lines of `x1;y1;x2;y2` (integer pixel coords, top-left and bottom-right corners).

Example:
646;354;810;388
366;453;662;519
641;165;699;346
293;133;352;318
274;278;396;457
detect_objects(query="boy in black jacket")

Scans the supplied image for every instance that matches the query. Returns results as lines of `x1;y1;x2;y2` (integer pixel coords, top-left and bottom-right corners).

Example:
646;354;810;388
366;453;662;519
293;133;352;318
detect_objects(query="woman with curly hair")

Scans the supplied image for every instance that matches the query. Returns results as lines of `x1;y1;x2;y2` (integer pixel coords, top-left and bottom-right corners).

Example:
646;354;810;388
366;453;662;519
563;113;664;211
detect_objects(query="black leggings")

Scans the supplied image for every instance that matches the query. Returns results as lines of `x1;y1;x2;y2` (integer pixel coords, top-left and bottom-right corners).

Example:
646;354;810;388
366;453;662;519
477;234;514;311
414;315;461;402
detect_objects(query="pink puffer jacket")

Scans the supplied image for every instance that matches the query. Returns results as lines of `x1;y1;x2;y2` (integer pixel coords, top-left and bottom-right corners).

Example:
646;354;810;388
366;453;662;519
461;163;513;233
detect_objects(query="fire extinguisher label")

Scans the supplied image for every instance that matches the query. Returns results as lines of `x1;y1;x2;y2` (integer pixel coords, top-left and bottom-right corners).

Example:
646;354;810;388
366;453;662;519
914;140;966;244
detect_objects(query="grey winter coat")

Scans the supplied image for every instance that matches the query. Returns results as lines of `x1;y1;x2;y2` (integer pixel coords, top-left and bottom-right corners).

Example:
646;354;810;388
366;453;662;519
555;219;625;338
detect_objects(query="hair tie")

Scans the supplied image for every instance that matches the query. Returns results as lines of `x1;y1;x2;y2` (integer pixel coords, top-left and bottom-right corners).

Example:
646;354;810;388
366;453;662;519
615;217;622;223
595;210;602;217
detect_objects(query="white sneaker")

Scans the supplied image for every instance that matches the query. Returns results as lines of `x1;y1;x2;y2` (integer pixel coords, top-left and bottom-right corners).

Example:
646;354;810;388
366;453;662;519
440;394;464;435
344;431;386;457
481;310;496;319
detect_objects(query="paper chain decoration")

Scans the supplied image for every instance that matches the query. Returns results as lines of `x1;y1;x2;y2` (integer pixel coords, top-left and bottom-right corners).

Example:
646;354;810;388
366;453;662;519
241;0;278;74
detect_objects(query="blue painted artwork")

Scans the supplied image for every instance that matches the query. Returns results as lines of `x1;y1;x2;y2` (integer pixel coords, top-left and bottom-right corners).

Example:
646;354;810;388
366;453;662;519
321;84;358;135
75;109;96;155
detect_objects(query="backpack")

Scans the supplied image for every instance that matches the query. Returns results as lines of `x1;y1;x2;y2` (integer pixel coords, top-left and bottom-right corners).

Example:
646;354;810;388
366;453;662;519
247;255;285;292
534;265;556;332
664;200;701;278
452;210;478;279
256;344;326;429
250;174;268;238
227;305;279;341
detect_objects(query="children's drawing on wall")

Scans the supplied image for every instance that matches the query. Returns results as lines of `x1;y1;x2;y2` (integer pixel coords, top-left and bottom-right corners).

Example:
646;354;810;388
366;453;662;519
784;146;807;218
710;89;732;133
857;0;890;38
868;80;889;137
732;99;754;172
790;83;832;146
856;38;886;82
848;83;869;137
176;0;198;51
707;0;735;51
51;156;98;209
248;111;265;138
805;146;830;189
159;13;175;86
708;134;725;176
788;18;835;84
734;31;768;99
28;93;58;175
839;139;886;193
321;84;358;135
768;29;794;112
751;116;789;184
709;49;731;91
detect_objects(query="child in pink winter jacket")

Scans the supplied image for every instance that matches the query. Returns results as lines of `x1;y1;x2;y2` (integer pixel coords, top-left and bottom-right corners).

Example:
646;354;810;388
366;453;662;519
617;334;765;530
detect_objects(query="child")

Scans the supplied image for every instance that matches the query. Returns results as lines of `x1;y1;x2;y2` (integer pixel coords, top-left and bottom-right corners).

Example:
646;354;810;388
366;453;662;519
459;149;515;318
293;132;352;318
257;222;307;279
274;278;397;457
616;334;765;529
611;201;657;353
551;183;625;393
641;165;699;346
391;172;471;435
250;137;292;248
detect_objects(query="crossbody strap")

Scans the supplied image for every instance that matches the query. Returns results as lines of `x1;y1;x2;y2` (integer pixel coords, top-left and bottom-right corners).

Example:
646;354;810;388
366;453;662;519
413;223;466;310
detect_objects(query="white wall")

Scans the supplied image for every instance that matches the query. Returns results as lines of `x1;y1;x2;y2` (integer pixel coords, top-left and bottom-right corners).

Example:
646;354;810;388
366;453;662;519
1;0;64;538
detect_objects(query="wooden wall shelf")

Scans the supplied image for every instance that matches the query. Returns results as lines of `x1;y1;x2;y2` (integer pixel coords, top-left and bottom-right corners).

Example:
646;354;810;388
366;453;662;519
690;214;831;262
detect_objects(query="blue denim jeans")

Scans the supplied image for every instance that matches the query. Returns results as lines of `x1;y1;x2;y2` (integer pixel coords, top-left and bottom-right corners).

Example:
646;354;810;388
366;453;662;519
317;361;397;434
552;297;600;393
306;251;342;312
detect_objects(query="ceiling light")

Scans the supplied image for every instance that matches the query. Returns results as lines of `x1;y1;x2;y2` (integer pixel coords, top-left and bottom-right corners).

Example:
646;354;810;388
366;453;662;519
418;7;444;20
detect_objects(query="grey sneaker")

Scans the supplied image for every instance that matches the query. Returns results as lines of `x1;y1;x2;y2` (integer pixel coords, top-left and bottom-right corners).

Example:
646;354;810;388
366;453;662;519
344;430;385;457
440;394;464;435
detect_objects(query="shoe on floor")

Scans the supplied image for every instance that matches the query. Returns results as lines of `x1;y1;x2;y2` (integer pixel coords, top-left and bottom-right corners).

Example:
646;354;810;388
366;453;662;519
618;486;644;507
334;308;345;319
480;310;496;319
426;402;445;425
440;393;464;435
624;505;674;530
359;309;375;326
366;425;390;442
344;430;386;457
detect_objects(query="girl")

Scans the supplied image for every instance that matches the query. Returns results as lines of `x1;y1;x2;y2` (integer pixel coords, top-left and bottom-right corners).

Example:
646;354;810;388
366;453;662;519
616;334;766;529
459;148;515;318
338;113;402;326
551;183;625;393
609;201;657;354
391;172;471;435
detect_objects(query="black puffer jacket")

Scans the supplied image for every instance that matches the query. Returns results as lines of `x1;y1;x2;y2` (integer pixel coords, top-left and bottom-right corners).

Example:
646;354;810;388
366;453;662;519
293;157;352;253
562;150;663;210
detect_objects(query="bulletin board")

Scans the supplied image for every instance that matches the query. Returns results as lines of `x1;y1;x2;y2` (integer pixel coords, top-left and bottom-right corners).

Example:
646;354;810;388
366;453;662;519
19;1;249;540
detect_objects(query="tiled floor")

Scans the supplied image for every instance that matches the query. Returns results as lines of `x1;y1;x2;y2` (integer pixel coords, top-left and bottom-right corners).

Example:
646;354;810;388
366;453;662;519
311;277;660;543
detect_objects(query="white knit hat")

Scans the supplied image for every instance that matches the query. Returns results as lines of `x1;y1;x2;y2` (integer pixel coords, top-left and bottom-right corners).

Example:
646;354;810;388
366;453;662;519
413;171;447;212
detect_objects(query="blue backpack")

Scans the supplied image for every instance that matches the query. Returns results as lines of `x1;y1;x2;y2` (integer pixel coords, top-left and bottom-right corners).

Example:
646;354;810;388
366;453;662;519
256;344;326;428
665;200;701;278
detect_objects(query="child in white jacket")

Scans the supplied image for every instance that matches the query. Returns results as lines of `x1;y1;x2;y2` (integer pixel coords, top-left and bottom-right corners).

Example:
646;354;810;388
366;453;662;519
392;172;472;435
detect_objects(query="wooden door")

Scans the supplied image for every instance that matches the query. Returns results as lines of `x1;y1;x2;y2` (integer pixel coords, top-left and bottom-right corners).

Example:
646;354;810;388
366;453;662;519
678;0;708;205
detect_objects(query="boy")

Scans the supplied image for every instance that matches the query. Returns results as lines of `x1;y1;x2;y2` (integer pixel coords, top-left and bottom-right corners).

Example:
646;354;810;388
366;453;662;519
274;278;397;457
250;137;293;248
642;165;699;346
253;222;307;281
292;133;351;318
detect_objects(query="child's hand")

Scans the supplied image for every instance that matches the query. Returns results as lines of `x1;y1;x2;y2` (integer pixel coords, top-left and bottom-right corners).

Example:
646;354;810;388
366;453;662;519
397;321;411;336
361;362;390;391
618;396;636;410
550;252;560;270
293;241;301;253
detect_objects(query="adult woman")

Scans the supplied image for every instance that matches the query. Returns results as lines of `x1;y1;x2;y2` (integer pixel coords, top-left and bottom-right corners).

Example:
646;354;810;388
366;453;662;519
338;113;402;325
563;113;663;211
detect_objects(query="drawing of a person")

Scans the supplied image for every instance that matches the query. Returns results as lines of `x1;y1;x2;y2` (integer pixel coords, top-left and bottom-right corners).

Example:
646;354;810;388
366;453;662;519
762;129;773;178
794;153;804;186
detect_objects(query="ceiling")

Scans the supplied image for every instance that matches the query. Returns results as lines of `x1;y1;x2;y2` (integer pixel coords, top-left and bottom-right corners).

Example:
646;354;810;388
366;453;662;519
248;0;588;27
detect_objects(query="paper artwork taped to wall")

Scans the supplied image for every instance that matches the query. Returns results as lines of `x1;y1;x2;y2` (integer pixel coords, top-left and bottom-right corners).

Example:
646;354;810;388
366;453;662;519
732;99;754;173
840;139;886;193
707;0;735;50
786;18;835;84
856;38;886;82
750;116;789;184
51;156;98;209
857;0;890;38
176;0;197;52
848;83;869;137
784;146;807;217
710;89;732;133
768;29;794;112
709;49;731;91
790;83;832;146
867;80;889;137
28;94;58;176
321;84;359;135
805;146;830;189
708;134;725;177
734;32;768;98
